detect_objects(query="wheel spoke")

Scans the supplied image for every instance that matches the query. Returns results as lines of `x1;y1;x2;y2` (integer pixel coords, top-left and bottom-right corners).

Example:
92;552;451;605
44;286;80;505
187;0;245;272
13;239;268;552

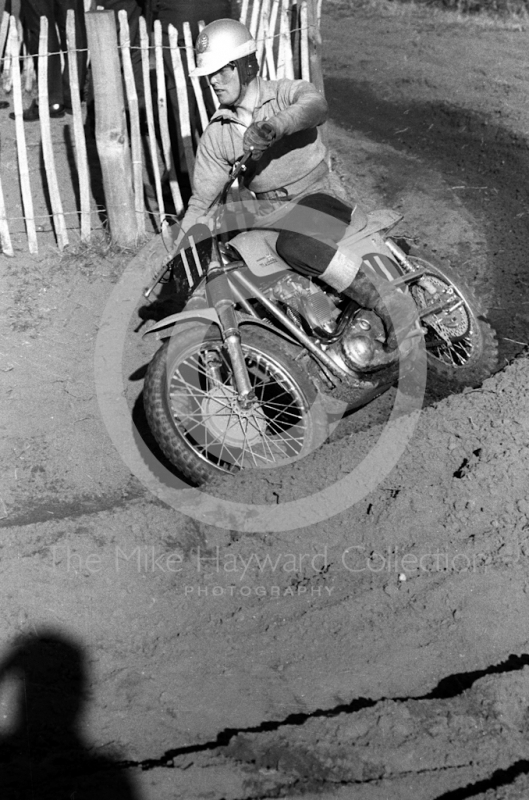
178;354;211;383
171;385;234;413
239;418;277;464
254;386;291;404
259;398;303;413
265;426;305;453
246;434;277;465
268;420;306;442
264;406;303;422
238;419;251;467
250;376;287;392
415;276;476;366
241;421;266;467
260;417;305;448
260;431;281;462
430;333;474;367
266;418;305;442
252;428;277;463
178;417;211;436
170;382;209;400
160;337;319;475
217;408;240;465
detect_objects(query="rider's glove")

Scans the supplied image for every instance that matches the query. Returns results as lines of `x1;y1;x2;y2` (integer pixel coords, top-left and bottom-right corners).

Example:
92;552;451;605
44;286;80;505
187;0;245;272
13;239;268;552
243;121;276;161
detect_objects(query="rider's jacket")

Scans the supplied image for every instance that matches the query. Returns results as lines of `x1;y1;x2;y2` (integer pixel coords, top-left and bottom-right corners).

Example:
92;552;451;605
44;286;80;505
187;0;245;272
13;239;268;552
180;77;329;233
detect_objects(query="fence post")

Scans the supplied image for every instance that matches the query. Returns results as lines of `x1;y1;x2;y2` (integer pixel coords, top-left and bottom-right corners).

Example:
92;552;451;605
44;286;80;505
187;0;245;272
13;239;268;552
0;11;9;64
85;9;137;245
9;16;38;255
183;21;211;127
300;1;309;82
239;0;250;25
306;0;324;95
305;0;327;156
153;19;183;216
39;16;69;250
67;8;91;241
118;10;145;238
168;23;195;175
278;0;294;80
139;14;168;235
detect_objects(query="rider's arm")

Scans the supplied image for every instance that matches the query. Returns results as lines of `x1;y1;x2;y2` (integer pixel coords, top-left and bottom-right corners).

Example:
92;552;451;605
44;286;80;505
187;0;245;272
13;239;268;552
265;80;328;139
177;126;234;239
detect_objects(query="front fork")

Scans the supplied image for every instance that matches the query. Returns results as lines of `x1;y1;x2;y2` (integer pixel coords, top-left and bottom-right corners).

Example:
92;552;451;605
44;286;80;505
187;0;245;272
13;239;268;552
206;261;255;407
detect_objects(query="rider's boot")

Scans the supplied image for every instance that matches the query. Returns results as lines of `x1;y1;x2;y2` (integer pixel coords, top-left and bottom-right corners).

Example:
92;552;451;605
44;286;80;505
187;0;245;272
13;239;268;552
345;268;418;350
320;250;417;353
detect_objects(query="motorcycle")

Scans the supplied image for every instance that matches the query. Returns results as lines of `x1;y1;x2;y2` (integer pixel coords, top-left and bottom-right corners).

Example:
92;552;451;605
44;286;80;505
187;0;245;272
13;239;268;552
141;153;498;485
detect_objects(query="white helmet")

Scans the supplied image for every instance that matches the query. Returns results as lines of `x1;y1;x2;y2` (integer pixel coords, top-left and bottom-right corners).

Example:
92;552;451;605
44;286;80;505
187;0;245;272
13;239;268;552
190;19;257;78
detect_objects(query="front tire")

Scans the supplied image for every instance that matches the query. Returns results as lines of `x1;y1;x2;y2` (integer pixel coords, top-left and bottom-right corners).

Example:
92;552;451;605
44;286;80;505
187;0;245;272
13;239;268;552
405;249;498;392
143;325;329;485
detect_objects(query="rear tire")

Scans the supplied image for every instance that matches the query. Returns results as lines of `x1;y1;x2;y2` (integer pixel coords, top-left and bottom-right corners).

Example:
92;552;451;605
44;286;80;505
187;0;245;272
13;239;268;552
143;325;329;485
406;249;498;392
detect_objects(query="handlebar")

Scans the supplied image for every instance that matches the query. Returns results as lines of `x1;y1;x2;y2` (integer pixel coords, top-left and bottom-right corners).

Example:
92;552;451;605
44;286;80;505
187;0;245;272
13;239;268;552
207;148;254;211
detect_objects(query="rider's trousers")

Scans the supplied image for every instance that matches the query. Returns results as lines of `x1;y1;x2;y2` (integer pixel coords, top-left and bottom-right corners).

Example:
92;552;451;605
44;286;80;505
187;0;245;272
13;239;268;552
275;192;366;281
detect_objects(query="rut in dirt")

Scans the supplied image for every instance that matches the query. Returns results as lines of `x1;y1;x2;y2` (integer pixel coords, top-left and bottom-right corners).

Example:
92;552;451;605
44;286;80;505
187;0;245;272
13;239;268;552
325;78;529;365
120;650;529;772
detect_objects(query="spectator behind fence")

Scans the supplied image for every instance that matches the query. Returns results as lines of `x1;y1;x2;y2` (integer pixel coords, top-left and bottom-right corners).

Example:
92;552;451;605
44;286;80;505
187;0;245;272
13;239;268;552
152;0;234;199
14;0;88;121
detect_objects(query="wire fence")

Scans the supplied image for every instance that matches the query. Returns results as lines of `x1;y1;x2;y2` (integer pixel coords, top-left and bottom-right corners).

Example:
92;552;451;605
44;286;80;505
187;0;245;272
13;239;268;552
0;0;323;254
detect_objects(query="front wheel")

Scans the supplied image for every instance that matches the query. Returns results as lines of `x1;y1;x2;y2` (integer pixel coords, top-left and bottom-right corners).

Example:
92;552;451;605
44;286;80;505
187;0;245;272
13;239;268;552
405;248;499;392
143;326;329;485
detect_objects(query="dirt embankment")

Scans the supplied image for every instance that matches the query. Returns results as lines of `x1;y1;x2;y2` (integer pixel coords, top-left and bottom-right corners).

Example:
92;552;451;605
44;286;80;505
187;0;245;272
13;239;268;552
2;4;529;799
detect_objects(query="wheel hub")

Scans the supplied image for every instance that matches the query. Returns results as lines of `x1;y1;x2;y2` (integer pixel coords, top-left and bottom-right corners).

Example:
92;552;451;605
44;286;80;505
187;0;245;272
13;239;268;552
201;385;267;447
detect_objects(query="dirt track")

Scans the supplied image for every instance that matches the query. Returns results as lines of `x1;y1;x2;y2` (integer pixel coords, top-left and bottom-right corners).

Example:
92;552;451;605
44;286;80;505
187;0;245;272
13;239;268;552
2;4;529;798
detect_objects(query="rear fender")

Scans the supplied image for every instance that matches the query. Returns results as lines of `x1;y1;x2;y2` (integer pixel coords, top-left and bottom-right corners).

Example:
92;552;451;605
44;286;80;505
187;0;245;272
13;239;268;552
143;307;300;348
340;221;405;283
340;209;402;248
338;211;402;265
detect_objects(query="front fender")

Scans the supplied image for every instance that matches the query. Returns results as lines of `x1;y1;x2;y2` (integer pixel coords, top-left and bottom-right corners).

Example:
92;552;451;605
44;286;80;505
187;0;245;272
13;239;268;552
142;308;221;340
143;307;300;347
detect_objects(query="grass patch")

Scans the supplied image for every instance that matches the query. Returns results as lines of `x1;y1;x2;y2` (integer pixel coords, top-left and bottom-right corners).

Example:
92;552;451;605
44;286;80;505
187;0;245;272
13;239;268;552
53;231;150;282
325;0;529;28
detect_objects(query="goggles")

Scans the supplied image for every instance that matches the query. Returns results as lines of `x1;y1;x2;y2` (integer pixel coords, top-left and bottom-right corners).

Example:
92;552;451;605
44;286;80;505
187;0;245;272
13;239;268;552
208;62;236;85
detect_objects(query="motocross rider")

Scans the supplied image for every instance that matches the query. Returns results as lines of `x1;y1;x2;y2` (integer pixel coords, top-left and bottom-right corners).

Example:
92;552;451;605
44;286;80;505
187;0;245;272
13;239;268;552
175;18;415;353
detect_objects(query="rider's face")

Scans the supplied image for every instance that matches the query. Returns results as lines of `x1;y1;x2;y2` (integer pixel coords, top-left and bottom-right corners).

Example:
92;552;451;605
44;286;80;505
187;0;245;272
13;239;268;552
208;63;241;106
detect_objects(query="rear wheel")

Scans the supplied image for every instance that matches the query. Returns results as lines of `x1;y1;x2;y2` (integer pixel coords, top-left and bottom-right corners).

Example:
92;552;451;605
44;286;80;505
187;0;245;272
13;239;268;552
143;326;328;485
405;249;498;391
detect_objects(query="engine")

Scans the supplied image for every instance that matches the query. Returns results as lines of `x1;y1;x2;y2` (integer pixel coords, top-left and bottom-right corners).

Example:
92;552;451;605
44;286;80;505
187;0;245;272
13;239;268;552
270;274;340;336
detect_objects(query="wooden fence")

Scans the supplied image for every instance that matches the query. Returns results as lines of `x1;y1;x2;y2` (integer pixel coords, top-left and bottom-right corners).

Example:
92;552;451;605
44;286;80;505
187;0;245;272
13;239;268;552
0;0;323;254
